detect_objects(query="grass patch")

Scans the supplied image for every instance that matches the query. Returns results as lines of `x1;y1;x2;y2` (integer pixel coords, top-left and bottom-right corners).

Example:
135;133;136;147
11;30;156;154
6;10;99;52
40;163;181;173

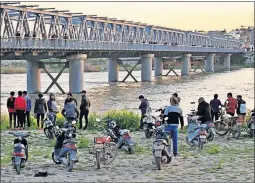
205;144;222;155
77;137;91;148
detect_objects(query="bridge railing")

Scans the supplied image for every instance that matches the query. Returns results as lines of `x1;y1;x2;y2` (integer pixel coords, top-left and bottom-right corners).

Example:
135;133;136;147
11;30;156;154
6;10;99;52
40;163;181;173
1;37;243;53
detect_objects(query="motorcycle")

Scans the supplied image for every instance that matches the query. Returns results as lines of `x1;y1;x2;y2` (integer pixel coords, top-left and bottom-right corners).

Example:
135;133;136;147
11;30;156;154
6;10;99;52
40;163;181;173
93;118;118;169
214;108;242;139
186;115;208;152
143;112;161;139
43;112;61;139
152;121;172;170
52;120;78;172
246;109;255;138
9;131;30;175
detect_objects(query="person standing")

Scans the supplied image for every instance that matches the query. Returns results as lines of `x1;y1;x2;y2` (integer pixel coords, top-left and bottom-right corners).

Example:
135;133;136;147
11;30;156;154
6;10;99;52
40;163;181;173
7;91;16;129
47;93;59;124
164;97;184;157
138;95;149;130
34;93;47;129
236;95;247;123
14;91;26;129
79;90;91;130
224;92;237;116
210;94;222;121
23;91;31;128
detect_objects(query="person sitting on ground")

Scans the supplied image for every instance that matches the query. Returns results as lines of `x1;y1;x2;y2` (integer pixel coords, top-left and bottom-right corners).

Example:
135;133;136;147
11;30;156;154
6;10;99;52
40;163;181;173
61;98;79;122
164;97;184;157
224;92;237;116
47;93;59;124
210;94;222;121
236;95;247;123
196;97;212;124
170;93;181;105
64;92;77;106
138;95;149;130
34;93;47;130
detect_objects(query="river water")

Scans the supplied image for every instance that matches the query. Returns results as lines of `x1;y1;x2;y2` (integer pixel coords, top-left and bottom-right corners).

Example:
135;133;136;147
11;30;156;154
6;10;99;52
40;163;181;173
1;68;254;123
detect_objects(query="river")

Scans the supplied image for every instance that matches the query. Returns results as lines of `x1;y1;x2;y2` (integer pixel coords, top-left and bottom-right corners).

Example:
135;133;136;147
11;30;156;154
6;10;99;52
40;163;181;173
1;68;254;123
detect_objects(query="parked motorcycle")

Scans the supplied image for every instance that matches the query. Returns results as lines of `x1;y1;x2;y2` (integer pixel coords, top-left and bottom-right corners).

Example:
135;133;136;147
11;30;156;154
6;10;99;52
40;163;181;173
246;109;255;138
152;122;172;170
143;112;161;139
9;131;30;175
52;119;78;172
93;118;118;169
186;115;208;152
44;113;61;139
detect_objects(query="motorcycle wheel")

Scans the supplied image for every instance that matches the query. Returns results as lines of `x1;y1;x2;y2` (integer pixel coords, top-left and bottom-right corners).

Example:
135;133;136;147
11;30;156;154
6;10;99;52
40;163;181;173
145;129;153;139
251;129;255;138
68;160;74;172
52;152;62;164
206;129;215;142
214;121;228;136
104;142;118;165
156;157;162;170
16;164;21;175
128;146;135;154
96;151;101;169
198;140;204;153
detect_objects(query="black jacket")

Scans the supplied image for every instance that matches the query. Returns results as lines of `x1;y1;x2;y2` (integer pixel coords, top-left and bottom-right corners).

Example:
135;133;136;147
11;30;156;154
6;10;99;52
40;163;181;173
196;101;212;123
80;95;91;111
139;99;148;115
236;99;246;114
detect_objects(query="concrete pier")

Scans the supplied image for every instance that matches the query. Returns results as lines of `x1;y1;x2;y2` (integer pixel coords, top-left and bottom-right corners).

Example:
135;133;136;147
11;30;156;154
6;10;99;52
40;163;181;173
68;54;87;93
27;60;41;93
224;54;231;70
181;54;192;76
141;54;154;82
108;58;119;82
205;54;215;72
154;57;163;76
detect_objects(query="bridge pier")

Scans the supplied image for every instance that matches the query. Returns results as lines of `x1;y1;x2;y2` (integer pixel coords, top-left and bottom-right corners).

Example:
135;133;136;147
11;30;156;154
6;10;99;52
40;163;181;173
27;60;41;93
154;57;163;76
68;54;87;93
141;54;154;82
108;58;119;82
205;54;215;72
181;54;192;76
224;54;231;70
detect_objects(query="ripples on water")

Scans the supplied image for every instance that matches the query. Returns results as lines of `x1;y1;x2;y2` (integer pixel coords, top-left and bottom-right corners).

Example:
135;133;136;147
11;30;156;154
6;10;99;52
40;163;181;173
1;68;254;124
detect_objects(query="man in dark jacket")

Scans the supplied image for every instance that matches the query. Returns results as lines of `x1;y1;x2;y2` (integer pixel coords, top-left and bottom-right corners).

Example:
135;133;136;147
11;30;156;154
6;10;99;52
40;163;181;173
61;98;79;121
34;93;47;129
79;90;91;130
196;97;212;123
138;95;149;130
210;94;222;121
7;91;16;129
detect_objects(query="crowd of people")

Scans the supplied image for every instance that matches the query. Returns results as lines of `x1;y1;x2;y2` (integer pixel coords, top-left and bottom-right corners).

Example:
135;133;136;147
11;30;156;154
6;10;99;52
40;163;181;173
138;92;248;156
6;90;91;130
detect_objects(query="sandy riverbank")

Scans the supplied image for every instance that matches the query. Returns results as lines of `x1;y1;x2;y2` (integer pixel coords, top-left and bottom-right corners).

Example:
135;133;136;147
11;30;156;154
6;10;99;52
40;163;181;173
1;129;254;182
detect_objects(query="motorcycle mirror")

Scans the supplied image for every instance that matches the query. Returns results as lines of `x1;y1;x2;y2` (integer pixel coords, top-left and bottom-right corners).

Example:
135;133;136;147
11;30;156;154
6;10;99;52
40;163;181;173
96;118;101;122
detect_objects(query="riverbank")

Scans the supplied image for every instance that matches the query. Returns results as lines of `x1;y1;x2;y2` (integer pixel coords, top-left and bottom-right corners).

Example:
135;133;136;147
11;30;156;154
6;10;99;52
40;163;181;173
1;129;254;182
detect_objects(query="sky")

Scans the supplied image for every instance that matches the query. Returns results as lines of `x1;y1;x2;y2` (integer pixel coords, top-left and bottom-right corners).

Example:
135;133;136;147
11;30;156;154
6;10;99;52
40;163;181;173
18;1;254;32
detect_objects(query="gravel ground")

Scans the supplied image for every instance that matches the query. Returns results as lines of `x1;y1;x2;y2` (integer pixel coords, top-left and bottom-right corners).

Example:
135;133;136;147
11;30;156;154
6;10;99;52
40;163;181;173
1;129;254;183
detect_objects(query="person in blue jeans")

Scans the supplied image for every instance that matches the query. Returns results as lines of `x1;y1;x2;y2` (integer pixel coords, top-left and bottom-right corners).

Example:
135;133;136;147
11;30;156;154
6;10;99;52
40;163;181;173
23;91;32;128
164;97;184;157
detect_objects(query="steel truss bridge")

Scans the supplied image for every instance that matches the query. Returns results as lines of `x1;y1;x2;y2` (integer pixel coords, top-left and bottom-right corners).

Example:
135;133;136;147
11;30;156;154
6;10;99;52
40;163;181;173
1;2;244;53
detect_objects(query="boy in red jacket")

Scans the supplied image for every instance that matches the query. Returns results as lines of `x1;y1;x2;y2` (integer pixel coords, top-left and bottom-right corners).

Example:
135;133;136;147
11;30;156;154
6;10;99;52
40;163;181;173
7;91;16;129
14;91;26;129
